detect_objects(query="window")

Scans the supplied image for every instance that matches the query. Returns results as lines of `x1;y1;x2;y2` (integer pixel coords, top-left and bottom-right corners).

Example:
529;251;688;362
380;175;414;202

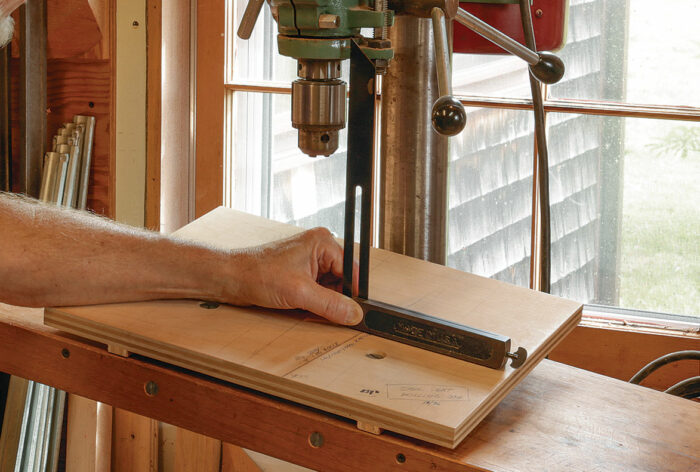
223;0;700;323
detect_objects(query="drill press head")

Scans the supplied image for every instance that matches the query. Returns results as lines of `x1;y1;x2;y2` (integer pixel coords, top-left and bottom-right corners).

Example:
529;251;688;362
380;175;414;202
265;0;394;157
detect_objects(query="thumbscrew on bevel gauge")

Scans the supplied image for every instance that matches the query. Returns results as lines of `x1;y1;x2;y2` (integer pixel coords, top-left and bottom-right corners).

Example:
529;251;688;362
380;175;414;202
506;347;528;369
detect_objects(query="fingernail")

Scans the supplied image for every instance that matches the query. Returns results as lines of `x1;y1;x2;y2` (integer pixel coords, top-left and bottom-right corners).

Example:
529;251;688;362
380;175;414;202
344;304;363;325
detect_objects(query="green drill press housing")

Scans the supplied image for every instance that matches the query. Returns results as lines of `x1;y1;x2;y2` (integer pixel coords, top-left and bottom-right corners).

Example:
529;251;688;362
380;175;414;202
271;0;394;60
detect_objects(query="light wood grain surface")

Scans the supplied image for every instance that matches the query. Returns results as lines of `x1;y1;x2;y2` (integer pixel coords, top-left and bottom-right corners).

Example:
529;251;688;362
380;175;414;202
2;301;698;471
45;207;582;448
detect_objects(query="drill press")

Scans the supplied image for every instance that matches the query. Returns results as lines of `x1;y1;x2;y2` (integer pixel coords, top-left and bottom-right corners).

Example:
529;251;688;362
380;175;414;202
237;0;564;369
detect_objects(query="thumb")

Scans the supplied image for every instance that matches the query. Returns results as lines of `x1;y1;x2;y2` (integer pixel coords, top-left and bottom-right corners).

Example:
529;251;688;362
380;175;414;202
301;282;363;326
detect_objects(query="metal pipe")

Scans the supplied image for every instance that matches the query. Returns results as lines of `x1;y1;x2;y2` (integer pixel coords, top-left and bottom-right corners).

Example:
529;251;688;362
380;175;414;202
379;16;448;264
39;152;59;203
430;8;450;98
0;46;9;192
18;0;47;198
56;143;81;208
52;152;69;205
74;115;95;210
519;0;551;293
52;134;75;152
237;0;265;40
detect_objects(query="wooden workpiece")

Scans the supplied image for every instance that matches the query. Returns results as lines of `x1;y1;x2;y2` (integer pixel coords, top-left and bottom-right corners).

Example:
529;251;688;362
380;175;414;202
1;303;698;471
45;208;582;448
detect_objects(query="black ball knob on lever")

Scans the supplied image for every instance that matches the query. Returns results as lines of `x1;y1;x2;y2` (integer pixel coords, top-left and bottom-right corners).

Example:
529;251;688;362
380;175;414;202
430;8;467;137
530;51;565;85
454;8;565;86
431;95;467;137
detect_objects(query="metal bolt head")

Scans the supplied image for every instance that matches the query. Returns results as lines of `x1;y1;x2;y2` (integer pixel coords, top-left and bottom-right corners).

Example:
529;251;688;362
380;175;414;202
144;381;159;396
535;9;544;18
61;348;70;359
366;38;391;49
396;453;406;463
308;431;324;448
318;14;340;29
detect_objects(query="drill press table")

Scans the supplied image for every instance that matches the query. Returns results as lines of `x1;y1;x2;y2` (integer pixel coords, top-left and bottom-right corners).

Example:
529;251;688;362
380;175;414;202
44;207;582;448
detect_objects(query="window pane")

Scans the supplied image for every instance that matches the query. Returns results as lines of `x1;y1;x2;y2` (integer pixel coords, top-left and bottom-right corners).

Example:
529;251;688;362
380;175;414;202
452;55;531;99
229;2;350;84
547;114;700;317
545;113;604;303
225;91;349;235
549;0;700;108
448;108;534;288
230;3;297;83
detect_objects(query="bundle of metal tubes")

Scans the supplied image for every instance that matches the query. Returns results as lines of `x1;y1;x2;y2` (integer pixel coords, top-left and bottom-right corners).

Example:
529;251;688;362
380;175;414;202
38;115;95;209
0;377;65;471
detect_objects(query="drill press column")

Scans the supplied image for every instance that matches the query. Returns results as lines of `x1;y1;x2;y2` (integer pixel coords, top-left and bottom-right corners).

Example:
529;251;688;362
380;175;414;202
379;16;449;264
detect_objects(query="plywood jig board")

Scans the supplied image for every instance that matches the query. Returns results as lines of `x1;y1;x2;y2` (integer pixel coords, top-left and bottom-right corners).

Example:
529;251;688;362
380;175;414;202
45;207;582;448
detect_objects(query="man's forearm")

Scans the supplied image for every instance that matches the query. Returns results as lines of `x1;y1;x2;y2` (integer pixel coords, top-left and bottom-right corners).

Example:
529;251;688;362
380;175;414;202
0;0;24;18
0;193;363;325
0;193;232;307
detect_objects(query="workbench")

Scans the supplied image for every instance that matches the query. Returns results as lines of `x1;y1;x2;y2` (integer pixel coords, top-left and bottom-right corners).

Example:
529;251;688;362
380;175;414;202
1;302;698;470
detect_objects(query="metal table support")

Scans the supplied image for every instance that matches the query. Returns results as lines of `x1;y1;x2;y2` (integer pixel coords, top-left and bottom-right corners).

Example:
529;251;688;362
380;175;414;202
379;16;449;264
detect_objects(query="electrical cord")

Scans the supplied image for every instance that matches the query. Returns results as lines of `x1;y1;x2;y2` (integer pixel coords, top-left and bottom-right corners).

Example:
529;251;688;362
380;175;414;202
515;6;697;401
629;350;700;385
664;376;700;399
519;0;551;293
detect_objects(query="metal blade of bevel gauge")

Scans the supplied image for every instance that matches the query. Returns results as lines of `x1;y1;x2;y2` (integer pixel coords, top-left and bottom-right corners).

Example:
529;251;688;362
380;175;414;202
343;41;376;299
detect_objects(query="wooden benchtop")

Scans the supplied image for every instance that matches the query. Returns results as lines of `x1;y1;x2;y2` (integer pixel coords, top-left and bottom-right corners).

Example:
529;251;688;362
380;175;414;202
1;303;698;471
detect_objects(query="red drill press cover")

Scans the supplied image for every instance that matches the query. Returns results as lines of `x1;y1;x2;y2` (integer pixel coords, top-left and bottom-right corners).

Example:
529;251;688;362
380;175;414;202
454;0;568;54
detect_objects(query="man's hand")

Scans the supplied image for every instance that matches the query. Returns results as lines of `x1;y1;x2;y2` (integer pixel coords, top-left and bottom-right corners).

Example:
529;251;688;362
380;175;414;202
223;228;363;326
0;0;21;48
